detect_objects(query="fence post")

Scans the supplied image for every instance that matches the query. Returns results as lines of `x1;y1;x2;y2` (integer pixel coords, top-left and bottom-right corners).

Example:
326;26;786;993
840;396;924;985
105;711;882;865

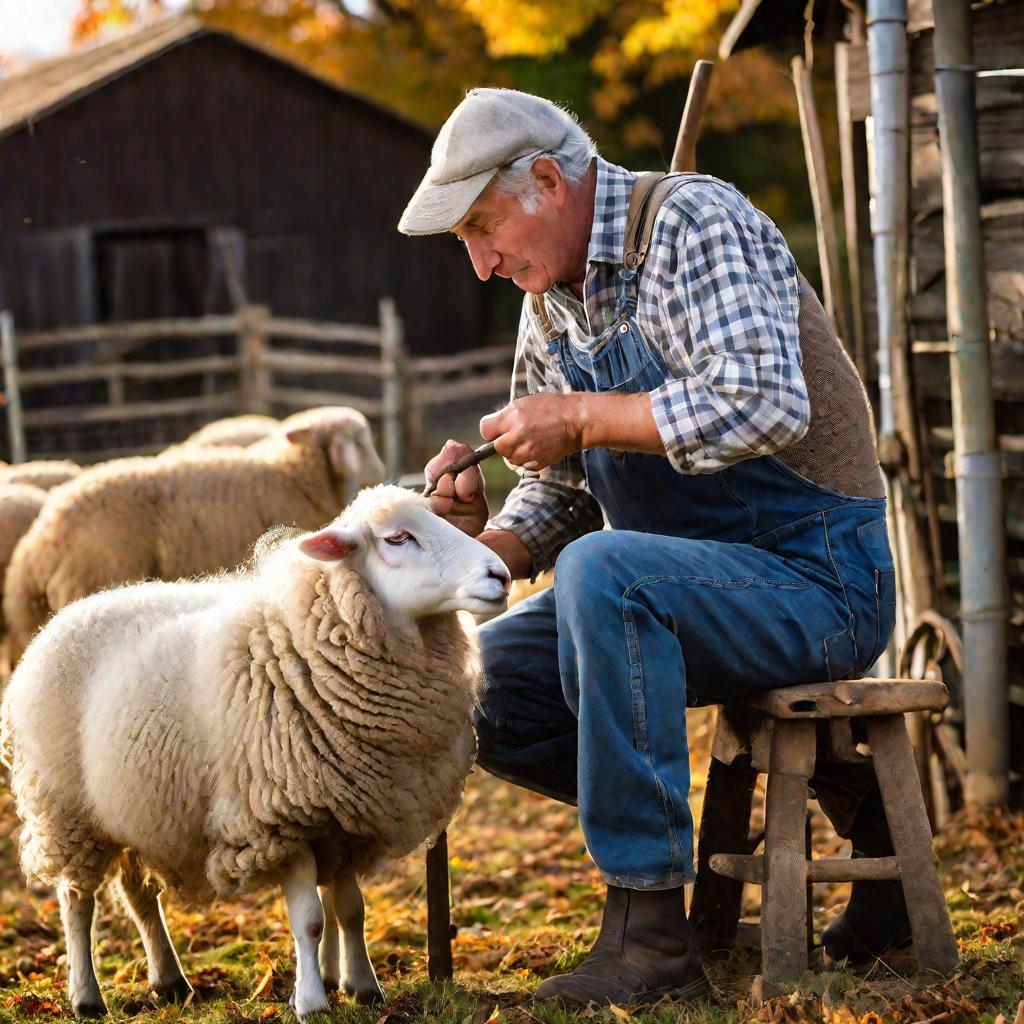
238;305;270;415
378;297;406;479
1;311;27;463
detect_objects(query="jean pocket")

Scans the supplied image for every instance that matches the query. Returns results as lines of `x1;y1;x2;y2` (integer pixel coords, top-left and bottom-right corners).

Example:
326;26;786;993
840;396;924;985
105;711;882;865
824;627;857;682
870;568;897;667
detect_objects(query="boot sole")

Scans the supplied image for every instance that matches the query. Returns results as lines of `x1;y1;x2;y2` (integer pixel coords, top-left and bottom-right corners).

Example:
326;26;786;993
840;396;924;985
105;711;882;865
531;975;711;1010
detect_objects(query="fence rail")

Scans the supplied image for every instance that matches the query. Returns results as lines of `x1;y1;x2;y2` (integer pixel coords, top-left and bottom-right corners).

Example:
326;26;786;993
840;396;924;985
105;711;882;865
1;304;515;473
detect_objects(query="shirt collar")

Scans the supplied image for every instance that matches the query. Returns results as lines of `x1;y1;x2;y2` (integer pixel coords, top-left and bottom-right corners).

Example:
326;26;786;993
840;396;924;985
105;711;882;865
586;158;638;266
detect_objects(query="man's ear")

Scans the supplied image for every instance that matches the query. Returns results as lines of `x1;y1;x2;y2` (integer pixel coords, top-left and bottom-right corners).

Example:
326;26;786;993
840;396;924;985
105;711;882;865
299;526;359;562
531;156;564;195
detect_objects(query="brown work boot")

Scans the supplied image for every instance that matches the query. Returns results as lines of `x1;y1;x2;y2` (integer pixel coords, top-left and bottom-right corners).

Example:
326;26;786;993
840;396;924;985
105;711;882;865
813;769;913;965
533;885;709;1008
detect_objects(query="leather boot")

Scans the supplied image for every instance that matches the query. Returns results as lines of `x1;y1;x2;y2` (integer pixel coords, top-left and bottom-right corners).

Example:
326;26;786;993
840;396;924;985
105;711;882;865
533;885;709;1007
813;764;913;964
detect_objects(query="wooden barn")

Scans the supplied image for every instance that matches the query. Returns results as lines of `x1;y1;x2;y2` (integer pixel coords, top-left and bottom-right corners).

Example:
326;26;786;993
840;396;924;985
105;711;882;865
0;15;492;351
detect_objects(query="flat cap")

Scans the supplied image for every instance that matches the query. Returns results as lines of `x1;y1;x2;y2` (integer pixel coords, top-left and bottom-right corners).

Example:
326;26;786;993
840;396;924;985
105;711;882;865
398;88;577;236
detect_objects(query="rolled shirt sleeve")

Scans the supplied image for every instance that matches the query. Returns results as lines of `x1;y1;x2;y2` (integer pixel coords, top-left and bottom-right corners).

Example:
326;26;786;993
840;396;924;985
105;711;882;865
647;198;811;475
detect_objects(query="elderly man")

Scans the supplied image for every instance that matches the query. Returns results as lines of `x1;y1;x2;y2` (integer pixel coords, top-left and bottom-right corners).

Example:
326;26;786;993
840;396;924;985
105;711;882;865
400;88;905;1006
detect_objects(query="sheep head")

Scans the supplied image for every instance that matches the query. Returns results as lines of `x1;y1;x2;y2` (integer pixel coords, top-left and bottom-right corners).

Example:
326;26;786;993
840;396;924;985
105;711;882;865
283;407;387;498
299;484;510;635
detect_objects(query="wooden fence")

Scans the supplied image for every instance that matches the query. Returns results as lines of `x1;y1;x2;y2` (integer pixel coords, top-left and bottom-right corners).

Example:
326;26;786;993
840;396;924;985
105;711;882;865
0;302;515;475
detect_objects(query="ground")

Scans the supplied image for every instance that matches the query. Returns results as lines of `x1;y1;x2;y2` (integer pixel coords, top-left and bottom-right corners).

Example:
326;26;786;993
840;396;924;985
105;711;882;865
0;708;1021;1024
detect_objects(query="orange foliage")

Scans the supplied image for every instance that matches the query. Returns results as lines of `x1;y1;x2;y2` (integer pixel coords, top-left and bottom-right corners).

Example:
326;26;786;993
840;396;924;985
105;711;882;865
70;0;795;139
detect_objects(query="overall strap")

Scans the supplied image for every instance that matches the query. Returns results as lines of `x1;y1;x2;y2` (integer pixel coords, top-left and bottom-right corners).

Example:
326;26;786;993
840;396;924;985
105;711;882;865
624;171;695;270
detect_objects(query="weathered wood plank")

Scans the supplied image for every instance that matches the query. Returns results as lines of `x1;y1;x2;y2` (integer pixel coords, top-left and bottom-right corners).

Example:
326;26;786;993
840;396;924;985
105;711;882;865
264;317;383;348
738;679;949;719
761;720;815;985
18;355;238;387
866;715;959;975
265;386;382;416
21;392;237;427
17;315;241;350
259;349;385;378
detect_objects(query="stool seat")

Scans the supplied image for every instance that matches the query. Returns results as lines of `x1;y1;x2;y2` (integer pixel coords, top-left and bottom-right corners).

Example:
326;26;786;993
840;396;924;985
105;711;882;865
739;677;948;719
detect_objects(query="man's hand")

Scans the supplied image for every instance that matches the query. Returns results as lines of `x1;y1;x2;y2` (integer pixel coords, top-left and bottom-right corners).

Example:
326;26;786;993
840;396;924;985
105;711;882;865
424;440;489;536
480;393;587;472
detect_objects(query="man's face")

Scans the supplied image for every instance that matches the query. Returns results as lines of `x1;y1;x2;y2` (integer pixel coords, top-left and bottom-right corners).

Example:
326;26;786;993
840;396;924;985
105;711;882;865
451;163;580;295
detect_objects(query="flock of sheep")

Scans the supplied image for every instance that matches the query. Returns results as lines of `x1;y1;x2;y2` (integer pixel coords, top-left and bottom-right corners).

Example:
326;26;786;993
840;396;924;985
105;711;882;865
0;410;514;1019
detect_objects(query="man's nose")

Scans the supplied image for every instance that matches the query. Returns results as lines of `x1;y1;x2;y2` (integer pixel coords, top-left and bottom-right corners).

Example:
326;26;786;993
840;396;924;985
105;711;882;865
465;239;499;282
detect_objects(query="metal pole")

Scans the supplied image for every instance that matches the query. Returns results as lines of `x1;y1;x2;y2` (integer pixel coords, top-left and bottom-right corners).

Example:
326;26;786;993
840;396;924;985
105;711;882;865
932;0;1009;807
1;311;27;463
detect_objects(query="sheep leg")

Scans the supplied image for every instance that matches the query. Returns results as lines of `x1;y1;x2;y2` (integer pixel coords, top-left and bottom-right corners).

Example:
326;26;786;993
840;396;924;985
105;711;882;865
282;848;330;1021
58;880;106;1017
333;871;384;1005
317;883;341;992
115;853;192;1002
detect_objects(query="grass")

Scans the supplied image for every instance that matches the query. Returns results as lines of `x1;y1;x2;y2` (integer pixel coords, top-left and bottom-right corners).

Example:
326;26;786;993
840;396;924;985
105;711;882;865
0;710;1021;1024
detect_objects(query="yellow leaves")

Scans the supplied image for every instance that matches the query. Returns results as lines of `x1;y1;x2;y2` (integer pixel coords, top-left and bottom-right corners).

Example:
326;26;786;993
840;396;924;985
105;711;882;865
608;1004;634;1022
250;952;276;999
458;0;612;58
620;0;740;62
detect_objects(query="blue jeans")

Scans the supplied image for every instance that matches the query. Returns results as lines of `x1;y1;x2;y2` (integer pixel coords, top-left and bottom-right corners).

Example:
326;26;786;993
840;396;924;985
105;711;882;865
474;504;896;889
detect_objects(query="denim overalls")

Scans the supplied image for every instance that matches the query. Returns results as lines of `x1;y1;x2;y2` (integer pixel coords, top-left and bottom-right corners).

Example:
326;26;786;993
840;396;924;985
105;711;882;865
475;266;896;890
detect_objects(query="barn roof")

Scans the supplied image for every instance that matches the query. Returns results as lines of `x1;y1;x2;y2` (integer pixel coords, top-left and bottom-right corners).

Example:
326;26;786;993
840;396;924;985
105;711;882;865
0;14;429;141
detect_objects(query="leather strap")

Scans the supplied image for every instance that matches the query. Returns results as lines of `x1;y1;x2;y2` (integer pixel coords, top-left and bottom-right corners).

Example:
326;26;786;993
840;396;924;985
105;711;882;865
624;171;698;271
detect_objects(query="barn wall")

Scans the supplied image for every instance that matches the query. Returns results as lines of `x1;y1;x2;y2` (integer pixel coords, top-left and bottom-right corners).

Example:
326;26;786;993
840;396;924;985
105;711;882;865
0;34;505;354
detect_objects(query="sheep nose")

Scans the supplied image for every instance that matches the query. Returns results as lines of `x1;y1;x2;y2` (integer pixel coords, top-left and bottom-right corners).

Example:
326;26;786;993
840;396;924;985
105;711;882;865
488;566;512;595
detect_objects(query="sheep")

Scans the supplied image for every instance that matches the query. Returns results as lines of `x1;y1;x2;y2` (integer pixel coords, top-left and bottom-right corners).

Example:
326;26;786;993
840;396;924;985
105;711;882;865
3;406;386;663
0;483;47;676
182;413;280;450
0;460;80;491
1;484;512;1018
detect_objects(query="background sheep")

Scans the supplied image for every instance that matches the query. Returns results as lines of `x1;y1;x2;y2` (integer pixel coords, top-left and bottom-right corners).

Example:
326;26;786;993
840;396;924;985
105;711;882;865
0;460;80;491
182;413;280;450
0;483;47;677
1;484;511;1019
3;405;386;662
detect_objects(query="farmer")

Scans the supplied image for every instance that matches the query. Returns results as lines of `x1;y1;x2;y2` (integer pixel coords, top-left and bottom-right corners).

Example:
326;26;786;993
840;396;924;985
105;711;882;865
402;88;905;1006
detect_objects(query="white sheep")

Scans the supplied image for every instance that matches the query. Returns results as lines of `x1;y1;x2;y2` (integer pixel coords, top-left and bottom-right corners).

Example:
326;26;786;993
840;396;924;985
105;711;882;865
2;484;511;1019
181;414;280;450
0;460;80;491
3;406;386;662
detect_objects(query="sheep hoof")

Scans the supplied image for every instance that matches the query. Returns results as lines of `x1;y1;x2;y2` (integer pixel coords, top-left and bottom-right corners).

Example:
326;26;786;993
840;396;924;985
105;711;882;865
321;977;340;994
151;977;193;1004
344;983;384;1006
71;997;107;1018
288;992;330;1022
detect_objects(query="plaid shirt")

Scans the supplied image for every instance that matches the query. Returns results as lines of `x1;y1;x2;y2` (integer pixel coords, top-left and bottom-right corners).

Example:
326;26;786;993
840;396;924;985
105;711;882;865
488;158;809;575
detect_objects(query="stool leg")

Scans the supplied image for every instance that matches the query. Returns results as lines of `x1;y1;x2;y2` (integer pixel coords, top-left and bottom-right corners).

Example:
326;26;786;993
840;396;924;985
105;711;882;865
426;832;453;981
761;720;816;986
690;755;757;953
864;715;959;976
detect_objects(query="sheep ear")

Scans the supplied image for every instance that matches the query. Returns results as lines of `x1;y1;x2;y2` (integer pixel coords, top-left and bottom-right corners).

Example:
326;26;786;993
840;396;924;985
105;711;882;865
299;527;359;562
285;426;315;445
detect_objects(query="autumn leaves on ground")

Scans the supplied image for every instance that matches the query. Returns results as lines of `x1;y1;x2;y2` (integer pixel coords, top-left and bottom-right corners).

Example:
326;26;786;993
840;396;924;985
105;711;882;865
0;706;1020;1024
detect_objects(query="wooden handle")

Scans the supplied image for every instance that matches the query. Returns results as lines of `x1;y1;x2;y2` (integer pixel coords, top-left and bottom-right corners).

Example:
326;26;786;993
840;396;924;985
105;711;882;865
671;59;715;173
422;441;498;497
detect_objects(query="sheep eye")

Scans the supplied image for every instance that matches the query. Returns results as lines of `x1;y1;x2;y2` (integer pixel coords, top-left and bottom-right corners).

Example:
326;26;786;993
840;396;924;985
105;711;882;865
384;531;411;546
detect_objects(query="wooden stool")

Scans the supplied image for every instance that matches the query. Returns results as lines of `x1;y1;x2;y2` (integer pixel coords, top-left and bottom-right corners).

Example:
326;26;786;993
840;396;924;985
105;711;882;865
690;678;959;992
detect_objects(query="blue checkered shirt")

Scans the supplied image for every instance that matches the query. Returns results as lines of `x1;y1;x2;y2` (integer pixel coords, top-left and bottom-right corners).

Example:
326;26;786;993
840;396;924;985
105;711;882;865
487;158;810;575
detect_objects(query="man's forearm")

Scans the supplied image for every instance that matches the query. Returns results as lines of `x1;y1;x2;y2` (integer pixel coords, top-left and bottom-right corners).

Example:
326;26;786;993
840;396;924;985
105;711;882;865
574;392;666;455
477;528;534;581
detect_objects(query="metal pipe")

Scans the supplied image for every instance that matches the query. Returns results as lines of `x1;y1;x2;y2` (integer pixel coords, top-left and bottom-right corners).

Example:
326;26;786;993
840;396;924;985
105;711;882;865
932;0;1009;807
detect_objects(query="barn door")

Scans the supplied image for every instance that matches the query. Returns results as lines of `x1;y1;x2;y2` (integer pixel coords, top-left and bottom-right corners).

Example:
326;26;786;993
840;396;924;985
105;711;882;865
11;227;97;328
94;229;209;321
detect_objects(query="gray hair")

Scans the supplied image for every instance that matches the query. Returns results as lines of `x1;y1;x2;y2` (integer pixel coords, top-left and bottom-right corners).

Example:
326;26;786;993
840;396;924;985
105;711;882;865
493;122;597;215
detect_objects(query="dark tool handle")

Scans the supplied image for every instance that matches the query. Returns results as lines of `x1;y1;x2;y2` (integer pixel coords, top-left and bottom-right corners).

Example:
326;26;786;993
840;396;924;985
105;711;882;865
426;832;454;981
422;441;498;497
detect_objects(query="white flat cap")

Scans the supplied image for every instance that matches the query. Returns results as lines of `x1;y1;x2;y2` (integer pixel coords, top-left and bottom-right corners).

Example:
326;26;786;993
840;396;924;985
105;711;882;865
398;88;577;236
